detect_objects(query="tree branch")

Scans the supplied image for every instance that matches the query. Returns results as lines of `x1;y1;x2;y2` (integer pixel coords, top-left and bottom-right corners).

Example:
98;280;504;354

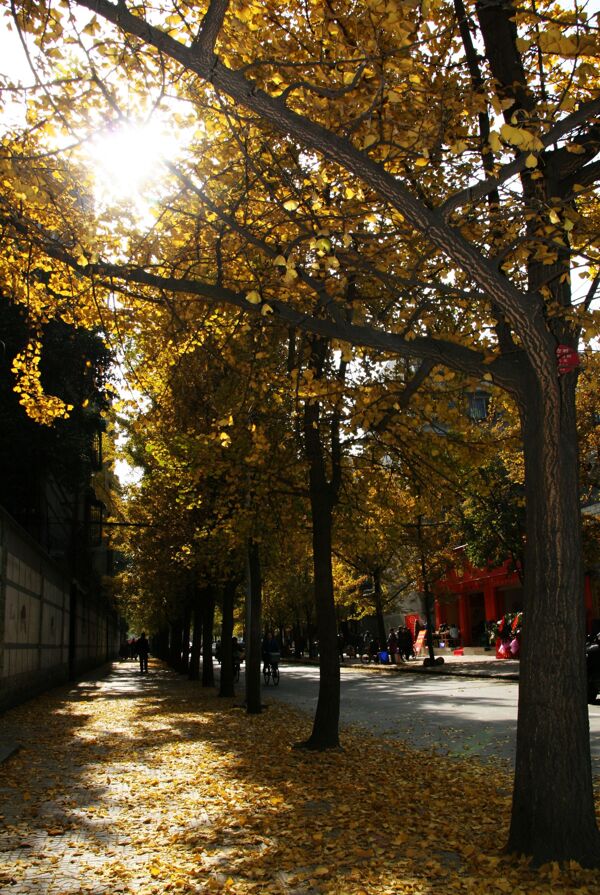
440;98;600;218
191;0;230;63
74;0;549;363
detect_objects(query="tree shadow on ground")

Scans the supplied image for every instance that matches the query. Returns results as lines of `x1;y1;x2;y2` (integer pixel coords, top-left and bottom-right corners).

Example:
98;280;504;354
0;661;598;895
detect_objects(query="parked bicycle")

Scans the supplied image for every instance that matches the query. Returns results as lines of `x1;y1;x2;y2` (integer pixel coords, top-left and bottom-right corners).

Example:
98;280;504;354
263;651;280;686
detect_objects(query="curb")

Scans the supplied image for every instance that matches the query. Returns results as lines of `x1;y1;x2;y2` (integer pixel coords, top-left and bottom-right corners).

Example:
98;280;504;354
283;657;520;682
343;662;520;682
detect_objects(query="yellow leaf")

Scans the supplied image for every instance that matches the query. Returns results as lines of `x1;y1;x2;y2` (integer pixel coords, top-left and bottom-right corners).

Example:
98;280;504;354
245;290;261;304
283;199;299;211
488;131;502;153
415;157;429;167
500;123;526;147
525;153;538;168
363;134;378;149
261;303;273;315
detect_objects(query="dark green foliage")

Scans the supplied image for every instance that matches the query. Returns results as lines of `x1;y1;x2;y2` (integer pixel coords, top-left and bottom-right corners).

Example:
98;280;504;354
0;295;112;549
461;460;525;577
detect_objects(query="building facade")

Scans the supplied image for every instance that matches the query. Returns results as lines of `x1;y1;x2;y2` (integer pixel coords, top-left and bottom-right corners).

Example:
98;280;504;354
434;553;600;646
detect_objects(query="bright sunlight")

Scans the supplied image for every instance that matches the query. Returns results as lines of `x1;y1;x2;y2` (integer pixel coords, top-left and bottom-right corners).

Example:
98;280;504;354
87;120;181;207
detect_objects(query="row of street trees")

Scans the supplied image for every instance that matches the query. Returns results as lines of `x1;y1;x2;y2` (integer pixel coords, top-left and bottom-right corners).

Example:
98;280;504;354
1;0;599;865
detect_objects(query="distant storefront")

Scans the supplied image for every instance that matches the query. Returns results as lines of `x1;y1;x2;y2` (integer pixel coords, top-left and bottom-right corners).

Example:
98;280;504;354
434;555;599;646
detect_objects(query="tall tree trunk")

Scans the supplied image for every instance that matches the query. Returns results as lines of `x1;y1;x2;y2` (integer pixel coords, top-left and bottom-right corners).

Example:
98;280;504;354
189;602;201;680
297;386;340;749
154;627;169;662
201;586;215;688
219;579;236;698
180;603;191;674
293;621;302;658
508;372;600;865
300;476;339;749
373;569;387;646
169;620;183;670
189;582;203;681
245;538;263;714
295;334;344;750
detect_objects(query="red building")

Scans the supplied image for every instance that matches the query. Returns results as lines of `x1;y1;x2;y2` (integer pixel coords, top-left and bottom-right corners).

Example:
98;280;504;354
434;553;599;647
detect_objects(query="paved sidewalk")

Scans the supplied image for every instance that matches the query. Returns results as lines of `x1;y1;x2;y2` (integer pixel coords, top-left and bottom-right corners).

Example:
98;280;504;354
0;655;515;772
0;664;186;895
1;661;599;895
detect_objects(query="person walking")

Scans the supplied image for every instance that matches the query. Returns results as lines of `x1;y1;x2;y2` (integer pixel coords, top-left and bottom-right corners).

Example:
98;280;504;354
137;632;150;673
400;626;414;661
387;628;398;664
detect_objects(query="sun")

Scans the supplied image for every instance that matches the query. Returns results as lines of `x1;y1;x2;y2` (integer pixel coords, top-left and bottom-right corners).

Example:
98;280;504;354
87;120;179;205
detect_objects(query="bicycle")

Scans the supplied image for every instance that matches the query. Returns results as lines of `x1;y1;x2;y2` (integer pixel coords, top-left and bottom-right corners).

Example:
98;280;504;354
262;651;280;686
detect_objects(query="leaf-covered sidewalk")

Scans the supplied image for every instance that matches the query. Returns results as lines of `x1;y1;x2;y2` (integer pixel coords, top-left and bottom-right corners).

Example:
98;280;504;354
1;662;598;895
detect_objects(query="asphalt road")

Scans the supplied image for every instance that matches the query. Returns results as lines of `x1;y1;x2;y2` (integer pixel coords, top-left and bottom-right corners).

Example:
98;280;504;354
253;663;600;771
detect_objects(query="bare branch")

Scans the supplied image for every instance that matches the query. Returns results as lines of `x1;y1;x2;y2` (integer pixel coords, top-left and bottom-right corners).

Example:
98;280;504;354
440;98;600;219
584;273;600;313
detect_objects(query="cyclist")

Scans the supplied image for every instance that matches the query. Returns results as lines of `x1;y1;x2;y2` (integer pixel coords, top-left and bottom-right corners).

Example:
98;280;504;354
262;631;279;673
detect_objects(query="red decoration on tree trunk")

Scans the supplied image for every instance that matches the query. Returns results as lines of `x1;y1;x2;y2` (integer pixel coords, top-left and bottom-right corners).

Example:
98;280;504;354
556;345;580;375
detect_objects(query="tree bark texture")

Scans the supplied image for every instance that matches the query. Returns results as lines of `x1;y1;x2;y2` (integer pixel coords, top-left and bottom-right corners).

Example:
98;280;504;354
245;538;263;714
169;620;183;670
373;569;387;647
218;579;236;698
305;479;340;749
508;370;600;865
189;602;201;681
300;391;340;750
180;604;191;674
153;628;169;662
188;582;205;681
201;587;215;688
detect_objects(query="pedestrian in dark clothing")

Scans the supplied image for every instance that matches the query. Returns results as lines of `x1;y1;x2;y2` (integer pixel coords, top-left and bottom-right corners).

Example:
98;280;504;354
137;633;150;673
262;631;279;672
400;627;414;660
387;628;398;664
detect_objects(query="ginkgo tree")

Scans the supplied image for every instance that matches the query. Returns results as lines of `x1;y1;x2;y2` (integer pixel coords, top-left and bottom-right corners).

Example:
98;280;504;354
2;0;600;865
113;297;306;703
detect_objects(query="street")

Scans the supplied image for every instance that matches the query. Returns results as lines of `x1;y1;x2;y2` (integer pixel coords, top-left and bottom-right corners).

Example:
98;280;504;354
3;661;599;893
252;663;600;770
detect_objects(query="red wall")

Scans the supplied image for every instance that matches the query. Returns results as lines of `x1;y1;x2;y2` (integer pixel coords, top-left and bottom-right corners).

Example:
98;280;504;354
434;556;595;645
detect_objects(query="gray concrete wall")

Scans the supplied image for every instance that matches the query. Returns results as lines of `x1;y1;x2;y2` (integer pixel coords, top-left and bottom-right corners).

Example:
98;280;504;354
0;508;119;712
